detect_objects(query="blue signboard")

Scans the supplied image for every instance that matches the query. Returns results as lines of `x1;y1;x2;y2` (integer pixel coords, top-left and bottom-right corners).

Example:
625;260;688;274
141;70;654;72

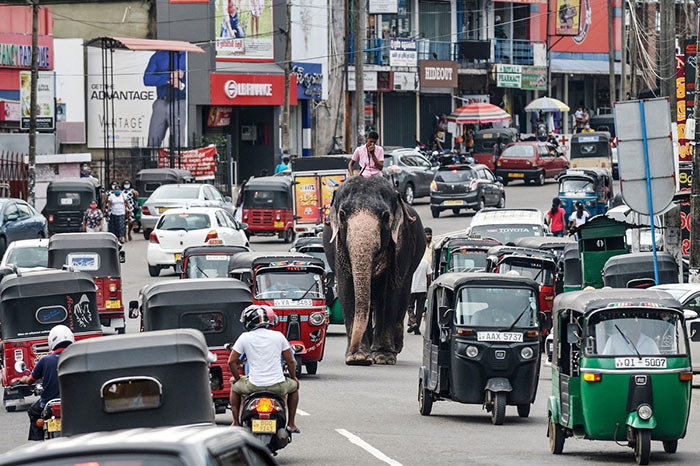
292;62;322;101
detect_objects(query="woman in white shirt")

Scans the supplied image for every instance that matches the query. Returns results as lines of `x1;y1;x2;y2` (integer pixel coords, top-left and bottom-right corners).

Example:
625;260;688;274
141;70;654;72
568;201;590;230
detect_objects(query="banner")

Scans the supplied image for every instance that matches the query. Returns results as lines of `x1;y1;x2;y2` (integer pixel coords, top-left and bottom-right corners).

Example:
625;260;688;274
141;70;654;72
679;165;691;256
555;0;581;35
677;54;692;163
294;176;320;224
158;145;217;180
20;70;54;130
215;0;274;61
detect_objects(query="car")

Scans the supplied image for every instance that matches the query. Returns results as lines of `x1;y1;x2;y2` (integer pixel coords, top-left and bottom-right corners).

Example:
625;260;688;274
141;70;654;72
382;149;437;204
651;283;700;373
0;198;48;258
466;208;549;244
494;141;568;185
0;238;48;271
140;184;233;239
429;164;505;218
147;207;248;277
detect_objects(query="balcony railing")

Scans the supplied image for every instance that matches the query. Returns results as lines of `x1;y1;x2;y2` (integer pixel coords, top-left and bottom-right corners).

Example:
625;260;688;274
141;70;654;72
494;39;535;65
417;39;452;61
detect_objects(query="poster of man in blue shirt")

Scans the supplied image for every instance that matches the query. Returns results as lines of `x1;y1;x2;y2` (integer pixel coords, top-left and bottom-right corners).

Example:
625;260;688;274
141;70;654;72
143;50;186;148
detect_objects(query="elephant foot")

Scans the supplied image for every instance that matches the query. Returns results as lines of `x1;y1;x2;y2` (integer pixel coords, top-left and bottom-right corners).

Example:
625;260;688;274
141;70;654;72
372;351;397;365
345;351;374;366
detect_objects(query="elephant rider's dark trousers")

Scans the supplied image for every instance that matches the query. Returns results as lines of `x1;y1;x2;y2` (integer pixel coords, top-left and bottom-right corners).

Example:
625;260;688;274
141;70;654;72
27;400;44;441
407;292;427;329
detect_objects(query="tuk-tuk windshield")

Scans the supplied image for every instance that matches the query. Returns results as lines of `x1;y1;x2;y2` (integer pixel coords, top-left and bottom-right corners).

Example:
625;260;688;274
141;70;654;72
559;179;595;193
470;224;542;244
185;254;233;278
5;247;48;268
588;309;686;356
499;258;554;286
255;271;323;300
455;287;537;328
448;251;487;272
244;190;289;209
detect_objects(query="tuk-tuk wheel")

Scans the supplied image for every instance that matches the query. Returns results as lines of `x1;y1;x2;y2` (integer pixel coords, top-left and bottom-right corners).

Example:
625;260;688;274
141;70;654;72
634;430;651;465
491;392;506;425
418;379;432;416
294;355;303;378
305;361;318;375
516;404;530;418
548;415;565;454
662;440;678;454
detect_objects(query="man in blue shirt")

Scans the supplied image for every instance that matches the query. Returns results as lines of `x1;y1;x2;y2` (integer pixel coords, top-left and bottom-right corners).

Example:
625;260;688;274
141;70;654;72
19;325;74;441
275;155;290;174
143;50;186;148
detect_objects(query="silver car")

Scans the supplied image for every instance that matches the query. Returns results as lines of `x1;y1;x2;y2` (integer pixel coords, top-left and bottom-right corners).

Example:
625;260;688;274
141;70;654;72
651;284;700;373
140;184;233;239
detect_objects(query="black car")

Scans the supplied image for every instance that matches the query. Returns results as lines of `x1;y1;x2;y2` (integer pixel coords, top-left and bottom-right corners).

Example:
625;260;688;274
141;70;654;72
383;149;437;205
429;164;505;218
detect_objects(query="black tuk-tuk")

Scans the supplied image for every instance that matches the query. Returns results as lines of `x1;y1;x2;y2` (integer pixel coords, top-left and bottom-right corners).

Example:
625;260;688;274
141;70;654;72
514;236;575;260
419;273;541;425
131;278;251;413
602;252;679;288
180;243;249;279
48;233;126;333
432;235;502;279
58;329;215;436
43;179;101;234
561;242;582;293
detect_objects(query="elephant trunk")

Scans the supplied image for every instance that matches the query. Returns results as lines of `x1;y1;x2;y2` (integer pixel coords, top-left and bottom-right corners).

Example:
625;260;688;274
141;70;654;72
346;211;380;354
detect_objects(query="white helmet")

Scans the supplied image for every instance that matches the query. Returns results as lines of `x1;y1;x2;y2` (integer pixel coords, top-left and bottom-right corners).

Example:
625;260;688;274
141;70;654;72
48;325;74;350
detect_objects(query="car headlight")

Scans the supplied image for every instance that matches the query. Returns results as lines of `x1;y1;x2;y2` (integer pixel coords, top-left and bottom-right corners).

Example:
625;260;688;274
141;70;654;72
309;312;326;326
466;346;478;358
520;347;534;359
637;404;652;420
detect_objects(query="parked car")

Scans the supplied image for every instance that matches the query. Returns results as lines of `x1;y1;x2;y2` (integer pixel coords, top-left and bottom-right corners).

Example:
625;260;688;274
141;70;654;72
383;149;437;204
147;207;248;277
0;198;47;258
429;164;505;218
651;283;700;373
0;238;48;271
466;208;548;244
495;141;568;185
140;184;233;240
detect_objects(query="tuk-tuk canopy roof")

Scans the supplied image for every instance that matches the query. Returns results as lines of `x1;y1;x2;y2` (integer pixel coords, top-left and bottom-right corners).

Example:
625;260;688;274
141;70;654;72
136;168;193;182
47;178;99;192
291;155;352;172
140;278;251;307
228;251;319;271
474;127;518;139
575;214;633;237
562;242;580;260
602;252;679;287
553;288;682;316
514;236;575;250
571;131;611;143
558;167;612;182
244;176;293;192
183;244;249;257
433;272;540;292
49;232;120;252
487;245;556;262
291;237;324;251
0;269;96;301
436;235;501;251
48;233;121;277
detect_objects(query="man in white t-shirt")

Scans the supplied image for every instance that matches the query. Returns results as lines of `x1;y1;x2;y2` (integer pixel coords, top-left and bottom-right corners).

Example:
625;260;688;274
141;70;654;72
228;305;300;432
407;258;432;335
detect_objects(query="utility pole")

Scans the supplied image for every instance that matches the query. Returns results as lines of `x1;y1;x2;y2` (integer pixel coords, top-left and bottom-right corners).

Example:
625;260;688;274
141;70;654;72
546;1;551;96
281;0;292;157
27;0;39;207
608;0;616;108
621;0;627;100
352;0;365;148
630;0;637;97
690;3;700;282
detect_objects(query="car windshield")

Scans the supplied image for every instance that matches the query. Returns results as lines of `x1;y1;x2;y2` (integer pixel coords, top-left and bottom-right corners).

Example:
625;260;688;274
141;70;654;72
587;309;686;356
455;287;538;328
448;251;487;273
470;224;542;244
185;254;232;278
502;145;535;158
4;246;47;268
560;179;595;193
499;258;554;286
157;213;210;231
436;169;474;183
149;185;200;200
25;453;185;466
255;271;324;299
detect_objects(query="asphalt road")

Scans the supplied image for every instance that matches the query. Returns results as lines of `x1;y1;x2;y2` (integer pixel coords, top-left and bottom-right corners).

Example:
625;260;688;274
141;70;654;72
4;179;700;465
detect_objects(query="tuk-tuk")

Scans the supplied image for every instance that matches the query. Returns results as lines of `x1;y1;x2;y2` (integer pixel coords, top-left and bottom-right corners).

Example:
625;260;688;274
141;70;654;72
229;252;328;375
432;235;502;279
134;168;193;232
602;252;679;289
472;128;519;170
1;269;102;412
561;242;582;293
558;168;613;218
569;132;613;171
548;289;693;464
180;243;249;279
514;236;575;260
577;215;630;289
58;329;215;436
242;176;295;243
131;279;251;414
47;233;126;334
42;179;101;234
419;273;541;425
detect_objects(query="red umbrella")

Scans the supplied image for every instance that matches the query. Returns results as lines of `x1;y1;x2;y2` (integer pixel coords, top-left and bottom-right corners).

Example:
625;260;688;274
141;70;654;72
446;103;511;124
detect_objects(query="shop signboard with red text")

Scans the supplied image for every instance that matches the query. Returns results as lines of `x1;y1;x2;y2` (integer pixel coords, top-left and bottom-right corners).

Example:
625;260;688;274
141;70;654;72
210;73;297;106
159;145;217;180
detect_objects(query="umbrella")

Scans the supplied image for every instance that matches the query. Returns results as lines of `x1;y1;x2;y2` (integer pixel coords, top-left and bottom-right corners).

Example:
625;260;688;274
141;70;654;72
525;97;570;113
446;103;511;124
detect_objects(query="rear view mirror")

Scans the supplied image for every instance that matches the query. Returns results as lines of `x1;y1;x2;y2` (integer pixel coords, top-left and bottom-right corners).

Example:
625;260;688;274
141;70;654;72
691;321;700;342
496;176;504;183
438;306;453;326
684;310;698;322
128;300;139;319
224;196;232;203
5;214;17;222
119;250;126;263
566;323;580;344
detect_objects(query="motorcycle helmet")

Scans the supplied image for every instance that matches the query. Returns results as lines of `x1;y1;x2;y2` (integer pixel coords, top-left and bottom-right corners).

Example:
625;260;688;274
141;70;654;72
240;305;278;331
48;325;75;350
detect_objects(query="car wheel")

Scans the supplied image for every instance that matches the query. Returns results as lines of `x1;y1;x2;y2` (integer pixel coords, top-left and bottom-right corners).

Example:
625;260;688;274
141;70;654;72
418;379;433;416
305;361;318;375
431;208;440;218
474;197;485;212
0;237;7;259
497;195;506;208
403;183;415;205
536;171;545;186
148;265;160;277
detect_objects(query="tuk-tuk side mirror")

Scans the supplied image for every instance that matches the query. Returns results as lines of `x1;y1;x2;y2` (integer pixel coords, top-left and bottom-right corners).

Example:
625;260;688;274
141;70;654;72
224;196;232;203
119;250;126;263
128;300;139;319
691;321;700;342
438;306;453;326
566;323;580;344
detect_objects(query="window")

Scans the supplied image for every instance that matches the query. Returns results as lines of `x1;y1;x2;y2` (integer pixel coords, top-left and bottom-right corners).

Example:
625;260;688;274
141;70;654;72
186;254;233;278
180;311;225;333
157;213;211;231
501;145;535;158
35;305;68;325
560;179;595;193
202;187;213;200
209;187;224;202
25;453;185;466
436;169;474;183
499;259;554;286
66;252;100;271
684;294;700;314
6;246;48;268
224;211;239;229
56;193;81;207
144;182;162;194
215;448;247;466
3;203;18;221
215;211;228;228
458;0;483;40
255;272;323;300
380;0;412;39
400;155;418;167
448;252;487;272
150;185;200;200
101;377;163;413
16;203;33;218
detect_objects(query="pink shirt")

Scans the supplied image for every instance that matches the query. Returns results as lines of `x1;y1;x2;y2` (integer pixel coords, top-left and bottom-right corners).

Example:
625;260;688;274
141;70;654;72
352;144;384;177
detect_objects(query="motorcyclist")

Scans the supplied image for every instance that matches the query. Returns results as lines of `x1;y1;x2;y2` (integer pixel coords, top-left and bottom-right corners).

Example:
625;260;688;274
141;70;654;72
228;305;300;432
18;325;74;441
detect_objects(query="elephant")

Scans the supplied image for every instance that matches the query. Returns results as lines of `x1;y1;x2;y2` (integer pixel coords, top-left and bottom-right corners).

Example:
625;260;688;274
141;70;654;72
323;175;426;365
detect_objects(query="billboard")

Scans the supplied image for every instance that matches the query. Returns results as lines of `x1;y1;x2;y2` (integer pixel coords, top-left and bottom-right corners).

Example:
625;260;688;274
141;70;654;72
555;0;581;35
550;0;615;54
677;54;691;163
20;70;54;130
215;0;274;62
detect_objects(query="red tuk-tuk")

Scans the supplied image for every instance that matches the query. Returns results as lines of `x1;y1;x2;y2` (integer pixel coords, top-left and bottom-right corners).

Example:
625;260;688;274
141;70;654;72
47;233;126;334
1;269;102;412
229;252;328;376
242;176;296;243
486;245;557;333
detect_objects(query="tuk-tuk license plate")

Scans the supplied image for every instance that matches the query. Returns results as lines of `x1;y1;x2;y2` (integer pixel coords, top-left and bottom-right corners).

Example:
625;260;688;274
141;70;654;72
444;200;464;206
47;418;61;432
274;221;284;228
509;173;525;178
251;419;277;433
477;332;523;342
614;357;667;369
106;299;121;309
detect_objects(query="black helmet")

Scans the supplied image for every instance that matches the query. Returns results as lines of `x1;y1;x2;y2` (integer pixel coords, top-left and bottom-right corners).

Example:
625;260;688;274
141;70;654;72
240;304;278;331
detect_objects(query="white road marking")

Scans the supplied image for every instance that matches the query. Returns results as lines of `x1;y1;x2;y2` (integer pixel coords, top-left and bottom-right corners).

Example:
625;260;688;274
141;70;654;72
297;408;310;416
336;429;404;466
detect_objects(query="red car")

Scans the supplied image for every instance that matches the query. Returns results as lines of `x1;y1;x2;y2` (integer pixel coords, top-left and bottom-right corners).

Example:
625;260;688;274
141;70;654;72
495;142;568;186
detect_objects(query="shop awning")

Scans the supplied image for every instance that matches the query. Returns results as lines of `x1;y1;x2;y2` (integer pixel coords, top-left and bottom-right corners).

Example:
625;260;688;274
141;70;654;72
85;37;205;53
552;58;623;75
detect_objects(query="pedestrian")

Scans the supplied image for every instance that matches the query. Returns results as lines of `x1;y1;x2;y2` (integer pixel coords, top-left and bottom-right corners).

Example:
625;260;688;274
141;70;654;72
275;155;290;174
574;106;584;133
423;227;433;265
569;201;590;231
348;130;384;177
122;179;138;241
581;123;594;133
492;139;504;166
407;258;432;335
546;197;566;237
107;187;129;243
82;200;104;233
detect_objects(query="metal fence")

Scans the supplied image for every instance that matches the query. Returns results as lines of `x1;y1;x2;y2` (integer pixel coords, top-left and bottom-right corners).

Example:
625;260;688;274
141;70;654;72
0;150;28;199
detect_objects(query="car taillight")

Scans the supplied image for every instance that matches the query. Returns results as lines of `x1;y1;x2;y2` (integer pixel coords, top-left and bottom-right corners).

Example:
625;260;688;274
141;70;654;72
468;179;478;192
149;232;159;244
430;181;437;192
205;230;218;242
141;206;151;216
48;214;54;223
255;397;275;413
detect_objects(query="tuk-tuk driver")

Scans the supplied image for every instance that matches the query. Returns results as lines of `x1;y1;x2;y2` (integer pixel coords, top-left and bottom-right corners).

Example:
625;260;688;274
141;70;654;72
602;319;660;355
348;131;384;177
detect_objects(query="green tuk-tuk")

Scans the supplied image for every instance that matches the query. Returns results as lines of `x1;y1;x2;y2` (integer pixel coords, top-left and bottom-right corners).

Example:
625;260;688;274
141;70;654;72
548;289;694;465
576;215;629;289
431;235;501;279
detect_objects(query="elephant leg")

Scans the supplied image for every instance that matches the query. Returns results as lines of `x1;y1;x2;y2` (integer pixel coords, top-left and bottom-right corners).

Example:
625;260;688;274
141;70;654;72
393;285;411;354
345;317;373;365
371;323;397;365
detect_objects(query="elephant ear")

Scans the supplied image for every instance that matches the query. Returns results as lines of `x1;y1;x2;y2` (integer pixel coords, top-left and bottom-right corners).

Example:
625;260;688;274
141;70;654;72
391;194;405;245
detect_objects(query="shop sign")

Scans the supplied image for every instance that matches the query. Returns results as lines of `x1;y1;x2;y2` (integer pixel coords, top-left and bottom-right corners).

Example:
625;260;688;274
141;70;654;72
497;73;521;88
369;0;398;14
496;64;522;74
159;145;217;180
210;73;297;106
207;106;232;127
521;66;547;90
292;62;322;100
459;95;489;105
20;70;54;130
215;0;274;61
677;54;691;163
0;34;52;70
389;39;417;67
0;100;20;121
679;164;691;256
393;72;417;91
348;70;378;92
419;60;458;88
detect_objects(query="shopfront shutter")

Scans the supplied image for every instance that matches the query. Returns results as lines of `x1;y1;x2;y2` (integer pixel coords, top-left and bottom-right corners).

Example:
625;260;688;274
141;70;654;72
382;93;417;147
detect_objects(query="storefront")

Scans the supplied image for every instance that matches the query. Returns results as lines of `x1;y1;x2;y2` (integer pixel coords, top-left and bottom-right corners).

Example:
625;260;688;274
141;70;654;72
417;60;457;148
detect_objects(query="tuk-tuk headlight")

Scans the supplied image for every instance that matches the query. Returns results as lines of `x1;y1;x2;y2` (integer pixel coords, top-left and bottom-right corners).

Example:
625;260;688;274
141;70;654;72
309;312;326;326
637;404;653;421
466;346;479;358
520;347;534;360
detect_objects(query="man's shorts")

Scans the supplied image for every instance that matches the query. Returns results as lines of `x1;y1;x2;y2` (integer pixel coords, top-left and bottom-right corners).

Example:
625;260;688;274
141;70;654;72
232;376;298;397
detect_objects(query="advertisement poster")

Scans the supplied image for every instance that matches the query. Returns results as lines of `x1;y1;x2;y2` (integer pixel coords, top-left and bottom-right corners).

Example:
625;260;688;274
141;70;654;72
389;39;417;67
685;41;696;128
677;54;692;163
294;176;320;224
320;174;345;220
521;66;547;90
555;0;581;35
550;0;610;54
679;165;691;256
20;70;54;130
207;106;233;127
87;48;187;148
215;0;274;61
158;145;217;180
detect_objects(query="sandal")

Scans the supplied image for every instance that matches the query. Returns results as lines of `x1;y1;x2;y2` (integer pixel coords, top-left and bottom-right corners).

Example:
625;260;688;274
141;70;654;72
286;426;301;434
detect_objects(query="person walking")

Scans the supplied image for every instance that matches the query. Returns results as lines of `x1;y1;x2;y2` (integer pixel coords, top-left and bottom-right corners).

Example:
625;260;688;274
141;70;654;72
568;201;590;232
82;200;104;232
122;179;138;241
546;197;566;237
348;131;384;177
423;227;433;266
407;258;432;335
107;188;129;243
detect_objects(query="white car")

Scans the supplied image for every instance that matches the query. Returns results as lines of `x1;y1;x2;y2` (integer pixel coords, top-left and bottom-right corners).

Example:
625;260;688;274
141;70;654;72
147;207;248;277
466;208;549;244
651;283;700;373
0;238;49;271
